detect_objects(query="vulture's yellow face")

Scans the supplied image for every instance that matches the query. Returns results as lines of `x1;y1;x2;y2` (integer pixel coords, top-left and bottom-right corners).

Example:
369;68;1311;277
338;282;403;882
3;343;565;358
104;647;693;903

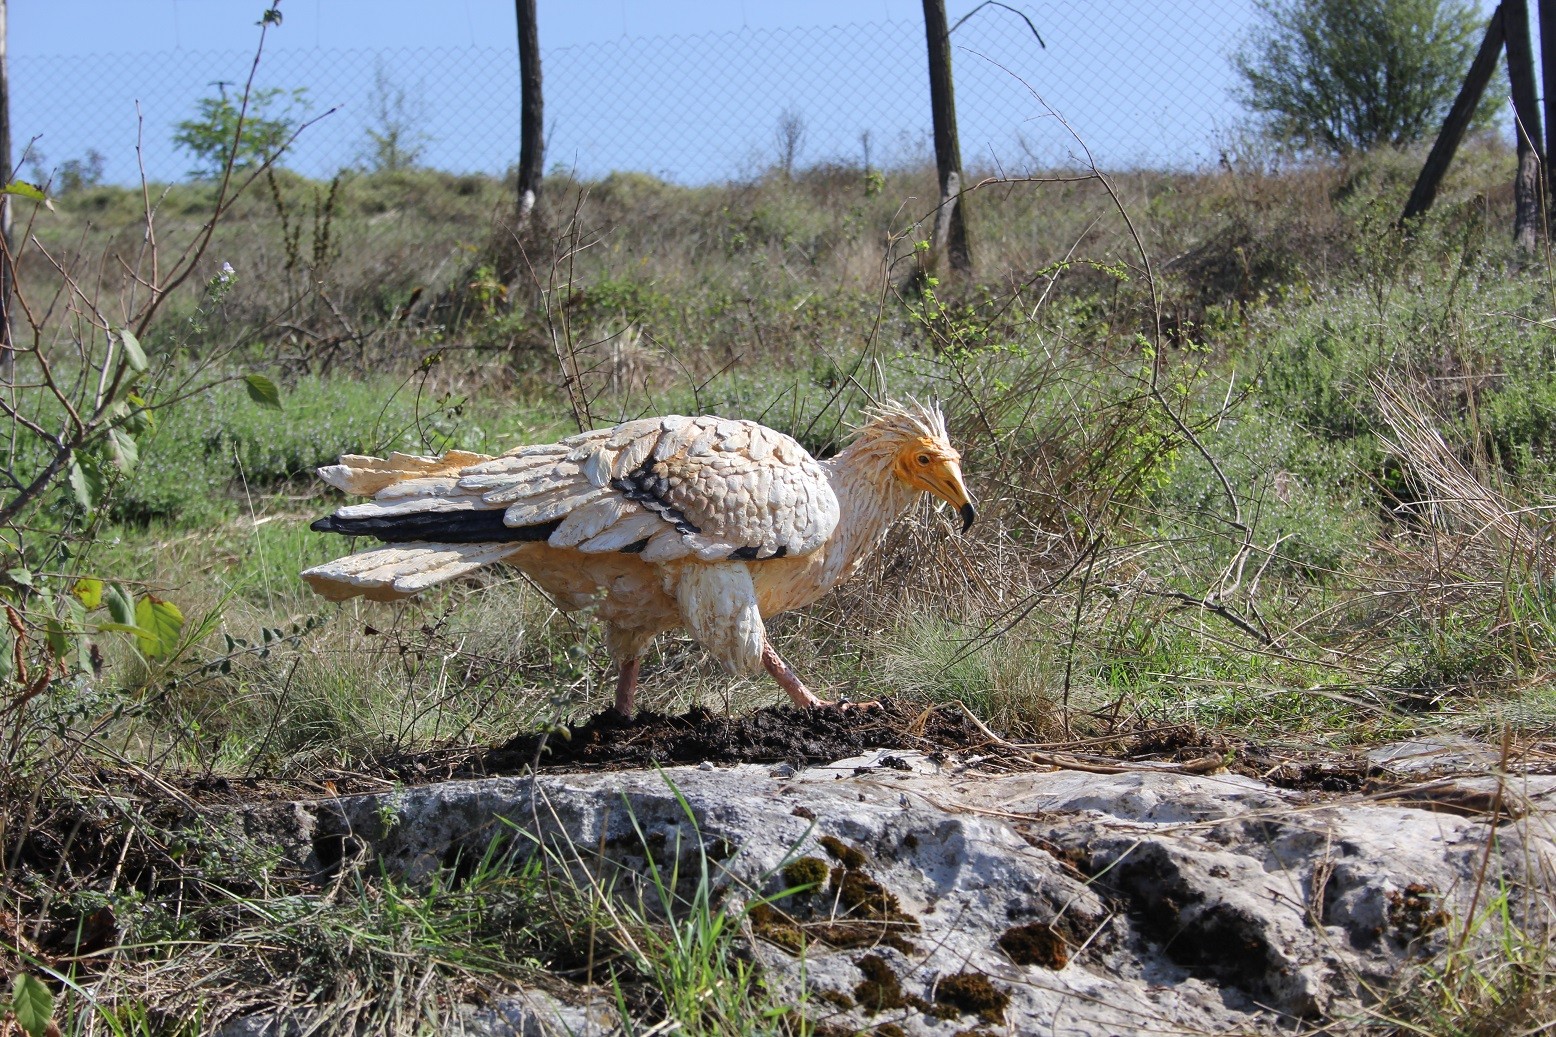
892;436;977;532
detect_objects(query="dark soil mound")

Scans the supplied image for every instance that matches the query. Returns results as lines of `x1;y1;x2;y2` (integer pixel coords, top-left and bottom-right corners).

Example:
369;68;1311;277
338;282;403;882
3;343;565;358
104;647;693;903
465;698;990;774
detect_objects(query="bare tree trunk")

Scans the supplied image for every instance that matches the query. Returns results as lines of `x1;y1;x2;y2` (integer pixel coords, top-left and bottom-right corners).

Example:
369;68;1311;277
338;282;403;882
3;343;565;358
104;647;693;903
488;0;544;289
1401;4;1505;225
921;0;970;277
515;0;543;229
0;0;13;383
1506;0;1544;250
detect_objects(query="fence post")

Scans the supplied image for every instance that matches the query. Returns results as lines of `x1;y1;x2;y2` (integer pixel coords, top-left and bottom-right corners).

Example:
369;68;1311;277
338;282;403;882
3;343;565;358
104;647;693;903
921;0;971;277
1505;0;1544;249
1401;4;1505;225
1541;0;1556;206
515;0;543;229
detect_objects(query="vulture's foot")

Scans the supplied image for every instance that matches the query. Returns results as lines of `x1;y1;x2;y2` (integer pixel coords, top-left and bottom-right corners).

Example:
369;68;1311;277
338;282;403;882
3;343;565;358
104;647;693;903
827;698;882;712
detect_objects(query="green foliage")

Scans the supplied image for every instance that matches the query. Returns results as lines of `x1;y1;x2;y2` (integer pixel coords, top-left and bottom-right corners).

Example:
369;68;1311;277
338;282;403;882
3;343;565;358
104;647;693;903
1234;0;1491;153
28;147;107;195
173;86;309;178
570;276;672;325
133;596;186;659
1;181;48;205
621;786;794;1035
10;974;54;1037
106;377;409;527
1381;887;1556;1034
55;150;105;194
242;373;283;410
876;617;1062;739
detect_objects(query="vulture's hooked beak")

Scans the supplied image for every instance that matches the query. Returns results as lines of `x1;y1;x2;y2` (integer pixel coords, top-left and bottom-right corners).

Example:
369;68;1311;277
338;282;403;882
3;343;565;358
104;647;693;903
919;457;976;533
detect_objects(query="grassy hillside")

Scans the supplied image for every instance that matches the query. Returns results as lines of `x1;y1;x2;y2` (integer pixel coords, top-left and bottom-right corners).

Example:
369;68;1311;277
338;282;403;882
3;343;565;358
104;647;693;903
3;133;1553;1032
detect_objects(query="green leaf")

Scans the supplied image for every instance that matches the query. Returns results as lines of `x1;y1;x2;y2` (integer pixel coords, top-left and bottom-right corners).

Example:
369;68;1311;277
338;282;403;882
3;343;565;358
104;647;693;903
68;459;104;511
0;629;14;684
68;461;92;509
107;427;139;472
117;392;154;434
1;181;52;212
134;595;184;659
243;373;283;410
72;577;104;609
118;328;148;374
96;621;153;637
106;584;136;627
2;180;46;202
6;568;33;588
12;972;54;1037
45;617;69;661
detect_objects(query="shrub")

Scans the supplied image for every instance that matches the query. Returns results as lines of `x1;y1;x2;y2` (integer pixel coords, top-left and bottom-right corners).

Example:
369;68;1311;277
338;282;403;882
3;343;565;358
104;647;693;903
1234;0;1492;154
173;86;310;178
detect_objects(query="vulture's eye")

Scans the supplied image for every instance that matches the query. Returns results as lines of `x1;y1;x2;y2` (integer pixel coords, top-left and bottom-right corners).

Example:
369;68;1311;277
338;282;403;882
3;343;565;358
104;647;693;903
916;454;932;466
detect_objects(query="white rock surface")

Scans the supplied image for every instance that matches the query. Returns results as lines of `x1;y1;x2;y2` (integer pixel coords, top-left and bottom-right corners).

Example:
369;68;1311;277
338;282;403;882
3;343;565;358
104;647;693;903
234;750;1556;1037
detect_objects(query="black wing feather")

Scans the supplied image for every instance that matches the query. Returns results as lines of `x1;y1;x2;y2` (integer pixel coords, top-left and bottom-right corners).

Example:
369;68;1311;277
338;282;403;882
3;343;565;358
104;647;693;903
311;510;562;544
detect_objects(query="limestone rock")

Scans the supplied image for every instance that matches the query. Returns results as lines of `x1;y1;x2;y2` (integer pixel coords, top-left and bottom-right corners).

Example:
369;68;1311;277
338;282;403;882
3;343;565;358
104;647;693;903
238;748;1555;1036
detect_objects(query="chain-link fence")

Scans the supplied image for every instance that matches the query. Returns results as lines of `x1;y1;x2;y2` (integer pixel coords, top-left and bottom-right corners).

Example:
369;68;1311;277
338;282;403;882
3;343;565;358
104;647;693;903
15;3;1257;187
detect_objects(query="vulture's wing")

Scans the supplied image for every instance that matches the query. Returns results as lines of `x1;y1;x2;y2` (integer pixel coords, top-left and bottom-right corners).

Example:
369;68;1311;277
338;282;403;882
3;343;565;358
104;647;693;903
461;415;840;562
318;416;840;563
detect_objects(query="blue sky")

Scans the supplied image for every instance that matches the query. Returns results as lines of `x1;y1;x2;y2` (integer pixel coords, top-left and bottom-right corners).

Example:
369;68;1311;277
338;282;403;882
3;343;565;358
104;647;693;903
13;1;911;51
11;1;1285;184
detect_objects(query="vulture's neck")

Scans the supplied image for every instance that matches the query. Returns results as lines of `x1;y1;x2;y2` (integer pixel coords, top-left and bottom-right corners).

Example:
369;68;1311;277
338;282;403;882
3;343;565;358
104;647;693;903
818;439;918;587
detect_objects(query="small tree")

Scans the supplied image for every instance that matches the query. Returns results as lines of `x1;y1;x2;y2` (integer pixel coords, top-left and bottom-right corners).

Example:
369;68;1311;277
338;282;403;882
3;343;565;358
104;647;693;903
173;86;308;178
1234;0;1491;154
776;109;806;179
358;61;430;172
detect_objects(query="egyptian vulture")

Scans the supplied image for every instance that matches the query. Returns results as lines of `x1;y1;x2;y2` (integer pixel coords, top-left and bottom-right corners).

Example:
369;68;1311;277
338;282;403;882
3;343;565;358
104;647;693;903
302;400;974;718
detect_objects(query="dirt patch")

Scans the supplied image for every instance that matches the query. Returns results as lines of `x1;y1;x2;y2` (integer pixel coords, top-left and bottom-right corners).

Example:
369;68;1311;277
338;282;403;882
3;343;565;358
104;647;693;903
1228;750;1381;793
465;698;989;774
1387;883;1449;942
1124;725;1383;794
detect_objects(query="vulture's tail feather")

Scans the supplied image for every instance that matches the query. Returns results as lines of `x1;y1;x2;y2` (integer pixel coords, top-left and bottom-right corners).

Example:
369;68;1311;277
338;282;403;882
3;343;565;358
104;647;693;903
316;450;491;496
301;542;524;601
304;445;591;601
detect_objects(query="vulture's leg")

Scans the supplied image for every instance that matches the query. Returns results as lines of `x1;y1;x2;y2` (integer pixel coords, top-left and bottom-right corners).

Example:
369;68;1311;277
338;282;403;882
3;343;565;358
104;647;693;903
761;641;823;707
761;640;882;710
604;624;656;721
610;656;641;719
